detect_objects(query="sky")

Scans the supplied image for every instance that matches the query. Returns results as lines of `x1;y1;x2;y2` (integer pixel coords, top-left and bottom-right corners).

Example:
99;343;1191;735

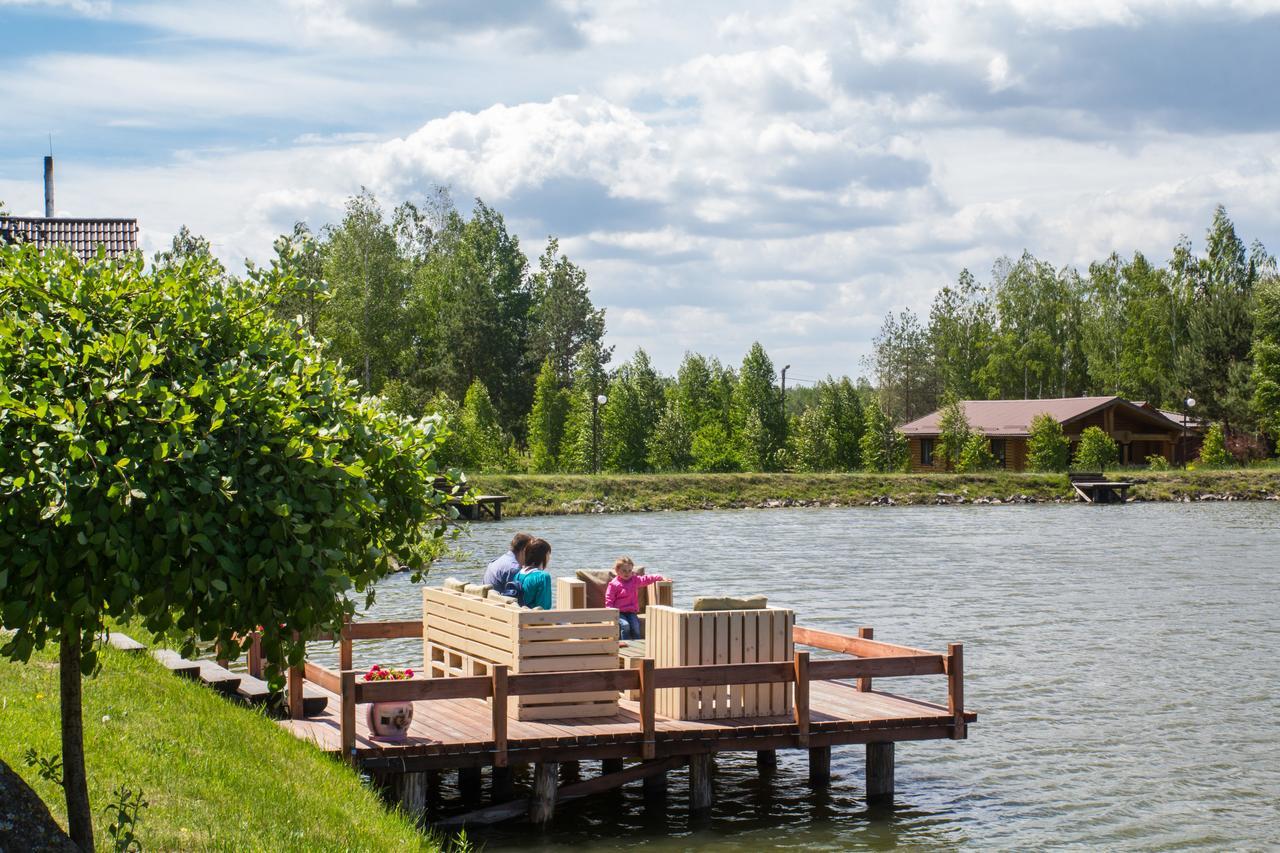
2;0;1279;383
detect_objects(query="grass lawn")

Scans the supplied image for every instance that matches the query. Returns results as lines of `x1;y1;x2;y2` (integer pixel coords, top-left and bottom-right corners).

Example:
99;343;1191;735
0;641;436;852
473;468;1280;516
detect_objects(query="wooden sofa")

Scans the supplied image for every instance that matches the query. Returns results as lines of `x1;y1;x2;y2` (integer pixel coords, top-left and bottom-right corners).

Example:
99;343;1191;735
421;586;619;720
646;604;795;721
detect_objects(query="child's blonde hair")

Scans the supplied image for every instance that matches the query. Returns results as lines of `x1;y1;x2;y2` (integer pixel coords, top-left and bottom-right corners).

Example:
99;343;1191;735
613;556;635;573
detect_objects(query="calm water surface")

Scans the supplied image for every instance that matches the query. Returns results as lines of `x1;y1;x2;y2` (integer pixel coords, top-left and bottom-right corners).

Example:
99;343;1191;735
321;503;1280;850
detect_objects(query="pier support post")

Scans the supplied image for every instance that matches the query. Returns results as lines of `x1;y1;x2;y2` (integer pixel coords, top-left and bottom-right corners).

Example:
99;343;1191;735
602;758;624;775
560;760;581;784
642;766;667;800
756;749;777;774
532;762;559;824
426;769;441;810
391;771;427;819
459;766;483;804
491;765;514;802
689;753;714;812
866;742;894;803
809;746;831;787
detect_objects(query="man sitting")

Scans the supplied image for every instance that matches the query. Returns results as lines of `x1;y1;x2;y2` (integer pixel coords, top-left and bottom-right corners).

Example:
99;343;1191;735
483;532;533;590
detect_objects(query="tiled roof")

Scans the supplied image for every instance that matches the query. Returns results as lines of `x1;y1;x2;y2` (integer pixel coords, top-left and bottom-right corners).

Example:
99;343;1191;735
0;216;138;260
900;396;1184;436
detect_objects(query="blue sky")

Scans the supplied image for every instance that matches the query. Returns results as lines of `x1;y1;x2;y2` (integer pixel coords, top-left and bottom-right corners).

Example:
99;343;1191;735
3;0;1279;381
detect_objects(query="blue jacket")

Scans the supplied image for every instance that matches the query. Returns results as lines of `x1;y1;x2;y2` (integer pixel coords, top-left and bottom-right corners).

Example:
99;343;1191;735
483;551;520;590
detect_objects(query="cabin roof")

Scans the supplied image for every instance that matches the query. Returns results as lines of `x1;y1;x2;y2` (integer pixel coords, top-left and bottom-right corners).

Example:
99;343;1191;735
0;216;139;260
900;396;1184;437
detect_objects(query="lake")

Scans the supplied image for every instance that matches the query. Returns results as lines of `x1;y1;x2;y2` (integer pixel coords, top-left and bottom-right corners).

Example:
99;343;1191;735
323;502;1280;850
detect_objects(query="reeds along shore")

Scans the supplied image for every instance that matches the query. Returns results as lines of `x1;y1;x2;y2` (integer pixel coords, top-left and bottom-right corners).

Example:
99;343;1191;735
471;470;1280;517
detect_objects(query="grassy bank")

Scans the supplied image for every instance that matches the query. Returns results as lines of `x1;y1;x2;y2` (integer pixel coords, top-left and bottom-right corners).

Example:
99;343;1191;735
473;469;1280;517
0;643;435;852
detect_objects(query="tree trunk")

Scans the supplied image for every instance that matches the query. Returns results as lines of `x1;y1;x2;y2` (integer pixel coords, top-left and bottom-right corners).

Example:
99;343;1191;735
60;635;93;851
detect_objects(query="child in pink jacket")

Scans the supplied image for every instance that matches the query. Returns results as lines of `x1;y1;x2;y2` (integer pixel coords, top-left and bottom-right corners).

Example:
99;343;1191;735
605;557;668;640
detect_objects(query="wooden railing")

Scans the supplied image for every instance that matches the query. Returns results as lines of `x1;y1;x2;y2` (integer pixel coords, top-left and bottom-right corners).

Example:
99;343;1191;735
290;620;965;766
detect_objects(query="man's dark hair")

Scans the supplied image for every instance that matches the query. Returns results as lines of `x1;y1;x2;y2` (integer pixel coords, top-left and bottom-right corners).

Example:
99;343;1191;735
522;538;551;569
510;532;534;558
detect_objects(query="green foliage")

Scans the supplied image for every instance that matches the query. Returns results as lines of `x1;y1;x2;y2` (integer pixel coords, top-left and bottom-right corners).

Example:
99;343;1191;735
1026;412;1071;472
103;785;148;852
1146;454;1171;470
1073;426;1119;471
936;394;971;471
788;377;864;471
647;393;694;472
455;380;514;472
1198;422;1234;467
23;747;63;785
559;340;611;472
152;225;225;277
929;269;995;400
866;309;936;423
527;359;569;473
859;398;909;472
1251;276;1280;440
0;244;454;675
733;342;786;471
956;433;997;472
601;349;664;472
265;222;326;336
690;422;741;473
527;238;607;384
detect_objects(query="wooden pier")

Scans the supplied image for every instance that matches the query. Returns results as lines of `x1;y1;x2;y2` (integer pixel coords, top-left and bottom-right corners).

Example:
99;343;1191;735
277;620;975;824
1069;471;1132;503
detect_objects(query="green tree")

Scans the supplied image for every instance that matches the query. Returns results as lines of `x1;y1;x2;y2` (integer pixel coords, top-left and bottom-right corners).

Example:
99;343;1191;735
527;359;569;472
928;269;994;400
601;349;664;472
456;379;512;471
648;392;694;471
691;421;741;472
1026;412;1070;472
527;238;607;383
1073;426;1119;471
320;190;412;392
789;377;864;471
859;397;909;472
1177;207;1262;430
267;222;326;336
789;406;834;471
733;343;786;471
560;340;611;472
866;309;937;423
1198;422;1234;467
935;393;971;471
415;200;533;435
152;225;225;277
1250;276;1280;442
0;245;452;849
956;432;997;472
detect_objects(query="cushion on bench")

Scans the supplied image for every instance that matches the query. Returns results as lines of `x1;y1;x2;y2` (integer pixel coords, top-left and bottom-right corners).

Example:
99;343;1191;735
692;595;768;611
463;583;491;597
443;577;467;592
575;570;614;608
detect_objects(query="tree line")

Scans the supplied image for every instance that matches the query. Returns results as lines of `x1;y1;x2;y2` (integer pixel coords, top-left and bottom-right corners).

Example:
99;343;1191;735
165;193;1279;473
867;206;1280;458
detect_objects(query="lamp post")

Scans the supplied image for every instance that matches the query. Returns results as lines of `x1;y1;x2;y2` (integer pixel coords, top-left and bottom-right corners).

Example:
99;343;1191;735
592;393;607;474
1182;396;1195;468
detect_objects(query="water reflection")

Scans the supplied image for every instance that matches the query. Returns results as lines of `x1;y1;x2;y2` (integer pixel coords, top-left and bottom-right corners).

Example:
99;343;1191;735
313;503;1280;850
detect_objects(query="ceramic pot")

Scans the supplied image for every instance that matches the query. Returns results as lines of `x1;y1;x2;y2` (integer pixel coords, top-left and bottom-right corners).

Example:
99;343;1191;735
367;700;414;740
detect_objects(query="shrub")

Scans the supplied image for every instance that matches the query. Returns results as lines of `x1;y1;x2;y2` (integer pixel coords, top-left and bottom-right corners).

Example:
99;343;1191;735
1073;426;1118;471
1027;412;1070;472
691;421;741;472
1146;454;1171;470
1198;422;1234;468
936;394;971;471
956;432;997;472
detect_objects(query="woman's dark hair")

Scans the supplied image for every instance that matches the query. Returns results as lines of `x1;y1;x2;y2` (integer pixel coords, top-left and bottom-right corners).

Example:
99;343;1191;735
522;538;551;569
510;532;534;558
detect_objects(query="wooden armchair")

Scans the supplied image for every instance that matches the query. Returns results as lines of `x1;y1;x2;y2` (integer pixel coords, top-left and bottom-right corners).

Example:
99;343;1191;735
646;604;795;720
554;574;674;612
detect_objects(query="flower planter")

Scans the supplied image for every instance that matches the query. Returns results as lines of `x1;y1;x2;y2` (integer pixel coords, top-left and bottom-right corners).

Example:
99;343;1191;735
367;701;414;740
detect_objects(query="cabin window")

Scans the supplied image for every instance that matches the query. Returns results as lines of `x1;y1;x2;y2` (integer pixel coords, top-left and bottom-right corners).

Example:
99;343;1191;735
990;438;1007;468
921;438;935;466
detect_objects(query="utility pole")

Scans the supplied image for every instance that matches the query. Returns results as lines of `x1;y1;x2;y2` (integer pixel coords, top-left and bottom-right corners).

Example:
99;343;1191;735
781;365;790;422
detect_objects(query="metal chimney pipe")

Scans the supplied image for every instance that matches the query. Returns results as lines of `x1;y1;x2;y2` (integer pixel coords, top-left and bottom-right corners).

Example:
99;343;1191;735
44;156;55;217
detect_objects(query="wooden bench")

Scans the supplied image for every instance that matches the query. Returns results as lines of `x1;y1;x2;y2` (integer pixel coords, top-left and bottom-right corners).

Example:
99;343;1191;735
422;587;620;720
646;605;795;720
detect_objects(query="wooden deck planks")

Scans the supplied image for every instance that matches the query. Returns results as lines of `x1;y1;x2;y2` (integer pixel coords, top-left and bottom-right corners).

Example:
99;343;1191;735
282;678;965;761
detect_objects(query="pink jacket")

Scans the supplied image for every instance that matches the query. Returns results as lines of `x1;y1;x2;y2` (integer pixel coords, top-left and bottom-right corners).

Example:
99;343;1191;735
604;573;667;614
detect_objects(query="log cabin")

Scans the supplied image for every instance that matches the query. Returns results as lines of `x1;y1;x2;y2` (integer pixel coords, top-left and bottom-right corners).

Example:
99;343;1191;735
900;396;1188;472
